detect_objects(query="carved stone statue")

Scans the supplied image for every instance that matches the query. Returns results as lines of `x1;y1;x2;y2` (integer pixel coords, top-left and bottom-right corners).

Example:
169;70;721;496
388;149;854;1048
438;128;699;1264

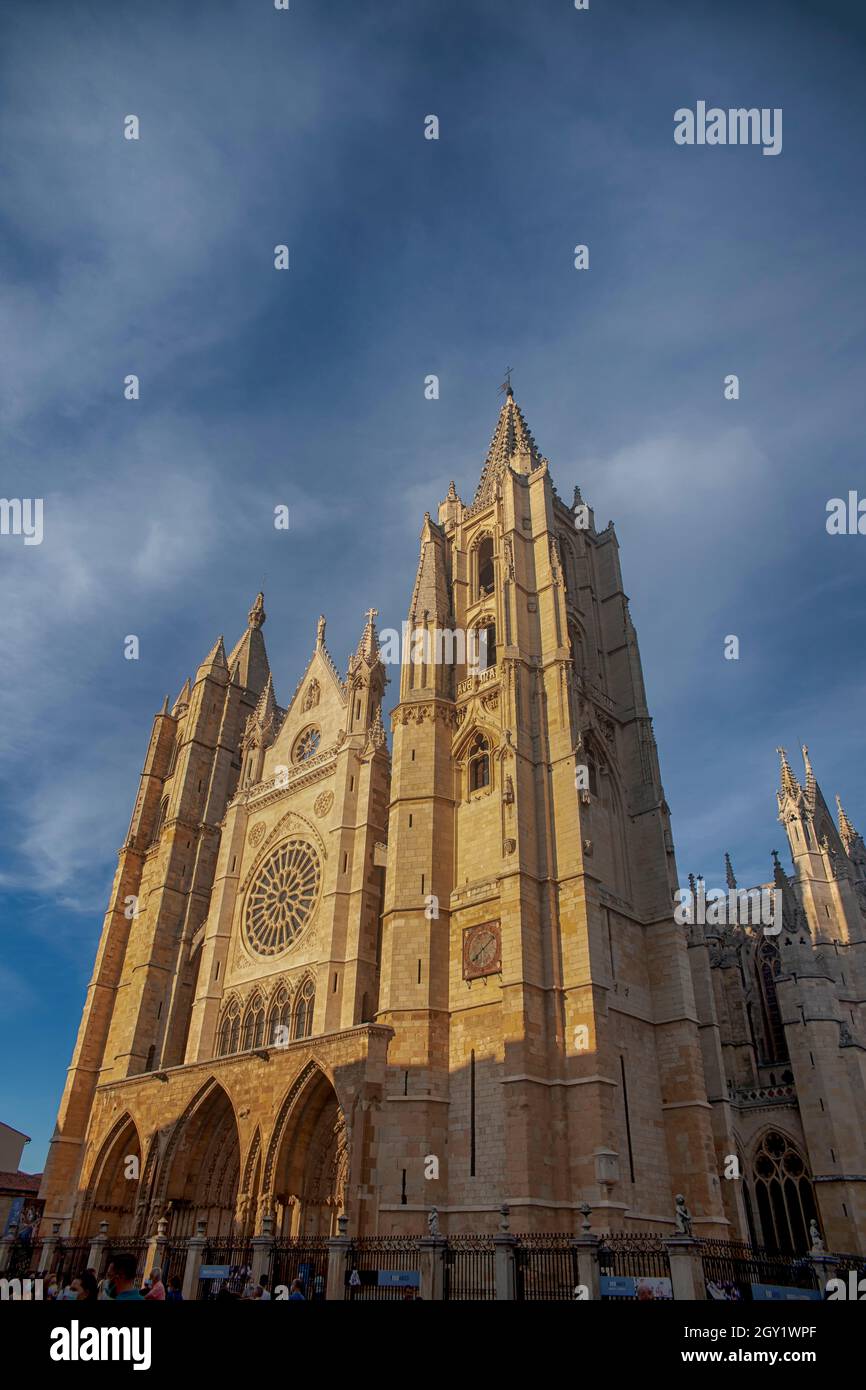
317;615;326;645
809;1219;824;1252
674;1193;693;1237
427;1207;440;1238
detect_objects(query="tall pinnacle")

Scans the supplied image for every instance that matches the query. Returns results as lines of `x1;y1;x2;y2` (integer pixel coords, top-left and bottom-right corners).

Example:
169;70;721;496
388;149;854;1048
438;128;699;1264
473;388;545;505
227;592;270;696
777;747;801;798
724;852;737;890
836;795;860;852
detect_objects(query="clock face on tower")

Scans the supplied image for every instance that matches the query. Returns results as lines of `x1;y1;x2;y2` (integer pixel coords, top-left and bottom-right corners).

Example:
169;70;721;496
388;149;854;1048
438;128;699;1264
462;921;502;980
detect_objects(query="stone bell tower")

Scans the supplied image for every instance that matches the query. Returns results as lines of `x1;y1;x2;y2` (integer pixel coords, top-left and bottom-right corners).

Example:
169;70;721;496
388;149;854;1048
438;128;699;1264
375;388;728;1234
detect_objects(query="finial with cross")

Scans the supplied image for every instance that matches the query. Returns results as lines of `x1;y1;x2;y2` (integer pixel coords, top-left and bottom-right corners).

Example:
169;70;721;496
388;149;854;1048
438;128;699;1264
364;607;378;625
499;366;513;395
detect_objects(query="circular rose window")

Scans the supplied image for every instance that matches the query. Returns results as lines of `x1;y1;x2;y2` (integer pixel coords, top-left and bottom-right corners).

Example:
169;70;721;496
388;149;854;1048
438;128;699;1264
245;839;322;956
293;726;321;764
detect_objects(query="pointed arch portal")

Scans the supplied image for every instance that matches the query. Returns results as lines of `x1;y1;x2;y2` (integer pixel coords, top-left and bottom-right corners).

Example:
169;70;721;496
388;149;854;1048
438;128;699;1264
267;1066;348;1238
160;1082;241;1240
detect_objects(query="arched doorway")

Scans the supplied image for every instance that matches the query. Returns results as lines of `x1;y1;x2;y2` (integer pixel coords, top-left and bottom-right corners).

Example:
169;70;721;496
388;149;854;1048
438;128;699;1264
80;1114;141;1237
267;1066;348;1237
158;1083;241;1239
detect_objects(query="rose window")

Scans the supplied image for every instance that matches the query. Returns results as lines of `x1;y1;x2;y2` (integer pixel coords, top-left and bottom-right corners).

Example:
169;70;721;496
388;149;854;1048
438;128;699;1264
293;726;321;764
245;839;322;956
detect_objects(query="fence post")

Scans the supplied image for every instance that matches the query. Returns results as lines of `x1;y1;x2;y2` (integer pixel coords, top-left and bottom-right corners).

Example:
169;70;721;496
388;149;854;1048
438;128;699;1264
493;1234;517;1300
87;1220;109;1276
327;1213;350;1301
808;1252;839;1297
144;1216;169;1288
38;1221;63;1276
0;1226;18;1274
251;1211;273;1289
419;1236;446;1300
182;1219;208;1302
572;1235;601;1301
666;1237;706;1300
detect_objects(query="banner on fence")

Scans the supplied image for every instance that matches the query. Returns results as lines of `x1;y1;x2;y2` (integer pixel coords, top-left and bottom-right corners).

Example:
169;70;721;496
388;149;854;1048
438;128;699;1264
601;1275;672;1301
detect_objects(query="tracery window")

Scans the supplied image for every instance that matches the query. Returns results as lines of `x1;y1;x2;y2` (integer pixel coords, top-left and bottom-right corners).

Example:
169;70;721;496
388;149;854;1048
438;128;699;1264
474;622;496;671
294;977;315;1039
469;733;491;793
756;938;788;1063
218;999;241;1057
750;1131;818;1254
268;986;292;1044
242;994;265;1051
245;839;322;956
293;726;321;764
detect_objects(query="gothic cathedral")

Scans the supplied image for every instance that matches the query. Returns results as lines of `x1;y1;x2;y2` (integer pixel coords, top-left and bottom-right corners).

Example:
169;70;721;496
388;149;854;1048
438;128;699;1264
39;391;866;1254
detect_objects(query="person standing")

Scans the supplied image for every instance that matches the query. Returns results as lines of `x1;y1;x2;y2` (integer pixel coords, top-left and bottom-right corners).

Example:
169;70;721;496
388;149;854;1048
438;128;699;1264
288;1278;305;1301
106;1253;144;1300
144;1266;166;1300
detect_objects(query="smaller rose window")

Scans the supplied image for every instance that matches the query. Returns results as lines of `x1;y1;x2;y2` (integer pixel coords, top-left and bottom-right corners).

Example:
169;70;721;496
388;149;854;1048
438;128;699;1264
293;726;321;764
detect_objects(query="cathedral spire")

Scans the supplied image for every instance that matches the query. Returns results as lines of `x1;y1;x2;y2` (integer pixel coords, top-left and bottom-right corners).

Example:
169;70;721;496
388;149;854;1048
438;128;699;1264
724;852;737;890
777;746;801;799
196;635;227;679
836;795;861;853
227;592;270;697
473;388;546;505
353;607;380;665
172;677;191;716
801;744;817;810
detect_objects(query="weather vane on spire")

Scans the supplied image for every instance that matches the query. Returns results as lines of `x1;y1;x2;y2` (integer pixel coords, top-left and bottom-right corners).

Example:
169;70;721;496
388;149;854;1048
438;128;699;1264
499;366;513;395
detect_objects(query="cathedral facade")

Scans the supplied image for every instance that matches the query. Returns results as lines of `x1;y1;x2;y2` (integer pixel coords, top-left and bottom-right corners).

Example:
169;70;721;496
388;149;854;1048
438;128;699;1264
39;392;866;1254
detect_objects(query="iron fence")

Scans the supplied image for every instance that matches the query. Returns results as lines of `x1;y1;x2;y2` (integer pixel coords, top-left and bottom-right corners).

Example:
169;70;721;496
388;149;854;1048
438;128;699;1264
598;1232;672;1299
443;1236;496;1300
161;1238;190;1292
344;1236;421;1300
700;1238;818;1300
268;1238;329;1300
514;1234;580;1301
197;1241;254;1300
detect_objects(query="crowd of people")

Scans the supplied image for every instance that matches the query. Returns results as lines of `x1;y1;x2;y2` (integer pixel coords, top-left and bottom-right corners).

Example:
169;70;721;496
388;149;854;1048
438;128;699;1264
44;1254;183;1301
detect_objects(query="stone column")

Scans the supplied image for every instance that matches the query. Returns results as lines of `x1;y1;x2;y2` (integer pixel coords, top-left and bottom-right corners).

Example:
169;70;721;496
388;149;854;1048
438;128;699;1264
0;1225;18;1274
493;1235;517;1301
250;1212;273;1288
666;1237;706;1300
38;1221;63;1276
87;1220;110;1276
808;1252;840;1297
182;1219;208;1302
573;1236;601;1300
327;1213;350;1302
419;1237;446;1301
144;1217;169;1287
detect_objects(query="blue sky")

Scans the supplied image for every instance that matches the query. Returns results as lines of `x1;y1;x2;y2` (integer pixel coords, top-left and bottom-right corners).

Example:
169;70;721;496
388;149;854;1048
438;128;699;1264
1;0;865;1170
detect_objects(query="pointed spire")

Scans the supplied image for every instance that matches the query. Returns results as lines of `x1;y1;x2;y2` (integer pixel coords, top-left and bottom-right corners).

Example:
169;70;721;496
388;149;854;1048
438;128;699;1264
195;637;228;685
252;673;277;727
836;795;860;853
777;747;801;798
409;514;452;626
473;390;545;505
172;677;191;716
354;608;380;664
724;852;737;890
227;593;270;697
801;744;817;810
248;591;266;629
160;694;170;715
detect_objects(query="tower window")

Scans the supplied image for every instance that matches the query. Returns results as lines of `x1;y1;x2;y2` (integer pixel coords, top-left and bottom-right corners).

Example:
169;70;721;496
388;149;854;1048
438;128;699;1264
477;536;494;597
749;1131;817;1254
469;733;491;793
475;623;496;671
